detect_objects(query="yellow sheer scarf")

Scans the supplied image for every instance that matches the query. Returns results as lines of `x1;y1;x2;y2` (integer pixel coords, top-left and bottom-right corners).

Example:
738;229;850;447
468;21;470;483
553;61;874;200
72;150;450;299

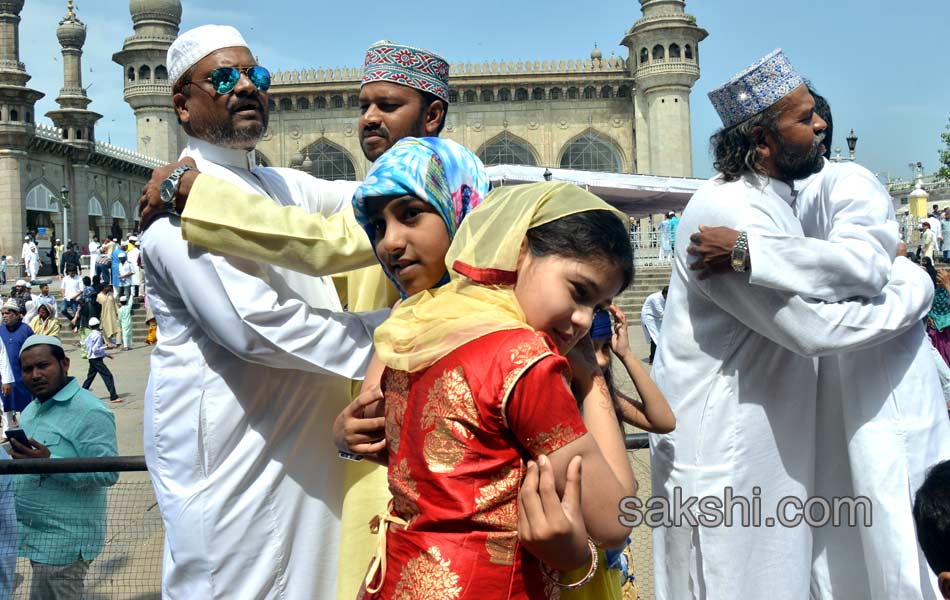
374;182;627;372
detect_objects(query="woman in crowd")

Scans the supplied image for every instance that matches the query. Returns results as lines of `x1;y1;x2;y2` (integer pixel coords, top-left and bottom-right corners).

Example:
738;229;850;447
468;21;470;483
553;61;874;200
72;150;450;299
348;170;636;598
28;303;59;337
96;283;120;347
923;257;950;407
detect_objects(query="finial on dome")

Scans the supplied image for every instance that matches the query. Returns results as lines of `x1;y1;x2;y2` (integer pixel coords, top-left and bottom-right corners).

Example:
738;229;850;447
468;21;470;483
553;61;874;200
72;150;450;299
591;43;602;61
67;0;75;18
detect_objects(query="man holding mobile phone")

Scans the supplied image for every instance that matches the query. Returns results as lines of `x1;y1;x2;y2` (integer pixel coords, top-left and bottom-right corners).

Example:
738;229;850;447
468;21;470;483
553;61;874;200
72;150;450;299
11;335;118;600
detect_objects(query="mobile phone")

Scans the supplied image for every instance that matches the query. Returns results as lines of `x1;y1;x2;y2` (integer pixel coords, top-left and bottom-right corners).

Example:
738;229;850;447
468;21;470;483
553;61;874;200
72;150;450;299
5;428;30;448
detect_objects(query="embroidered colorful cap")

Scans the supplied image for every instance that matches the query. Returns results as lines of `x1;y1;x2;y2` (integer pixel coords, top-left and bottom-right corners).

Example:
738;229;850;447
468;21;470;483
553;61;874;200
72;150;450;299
708;49;805;129
361;40;450;103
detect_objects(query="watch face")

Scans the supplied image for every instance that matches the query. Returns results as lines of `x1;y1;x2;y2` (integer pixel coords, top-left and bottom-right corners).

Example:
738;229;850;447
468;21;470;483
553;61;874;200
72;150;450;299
160;180;176;205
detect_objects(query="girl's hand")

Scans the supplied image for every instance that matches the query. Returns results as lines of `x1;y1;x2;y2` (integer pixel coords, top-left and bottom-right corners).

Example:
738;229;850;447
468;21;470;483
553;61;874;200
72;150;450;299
518;454;590;571
607;304;631;359
333;386;387;458
937;269;950;289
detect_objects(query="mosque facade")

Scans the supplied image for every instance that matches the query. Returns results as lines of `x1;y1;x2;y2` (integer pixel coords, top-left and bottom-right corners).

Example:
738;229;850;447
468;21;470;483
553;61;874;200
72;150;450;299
0;0;160;266
114;0;707;182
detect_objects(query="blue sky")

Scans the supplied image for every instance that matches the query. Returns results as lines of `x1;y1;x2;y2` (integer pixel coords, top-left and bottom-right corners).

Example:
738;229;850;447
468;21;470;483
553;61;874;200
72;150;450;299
20;0;949;182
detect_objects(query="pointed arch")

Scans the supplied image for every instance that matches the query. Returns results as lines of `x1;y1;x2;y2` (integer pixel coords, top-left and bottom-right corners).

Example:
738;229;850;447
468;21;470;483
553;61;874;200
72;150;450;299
301;139;357;181
652;45;665;61
669;44;682;59
558;129;624;173
155;65;168;80
88;196;104;217
25;184;59;212
476;131;539;167
111;201;127;220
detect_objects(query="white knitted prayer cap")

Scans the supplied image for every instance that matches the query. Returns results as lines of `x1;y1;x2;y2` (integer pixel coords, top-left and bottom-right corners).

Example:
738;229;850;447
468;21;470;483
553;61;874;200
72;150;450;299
167;25;249;86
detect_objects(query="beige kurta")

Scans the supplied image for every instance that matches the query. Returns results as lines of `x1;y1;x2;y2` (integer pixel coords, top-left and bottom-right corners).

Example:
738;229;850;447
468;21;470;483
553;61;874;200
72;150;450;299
96;291;119;342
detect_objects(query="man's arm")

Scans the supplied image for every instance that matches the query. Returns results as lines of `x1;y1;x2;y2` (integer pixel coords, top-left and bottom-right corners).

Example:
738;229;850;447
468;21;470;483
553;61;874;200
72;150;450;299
48;409;119;489
144;218;386;380
690;169;898;301
700;256;932;358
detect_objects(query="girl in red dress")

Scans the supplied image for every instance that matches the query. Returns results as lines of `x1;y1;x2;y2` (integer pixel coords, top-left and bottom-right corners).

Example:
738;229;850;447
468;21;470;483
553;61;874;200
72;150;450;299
351;179;636;599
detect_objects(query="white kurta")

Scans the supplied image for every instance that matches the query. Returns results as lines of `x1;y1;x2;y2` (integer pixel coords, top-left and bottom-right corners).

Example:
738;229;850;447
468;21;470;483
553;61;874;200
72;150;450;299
127;246;142;287
640;290;665;346
748;160;950;600
651;173;933;600
142;137;387;600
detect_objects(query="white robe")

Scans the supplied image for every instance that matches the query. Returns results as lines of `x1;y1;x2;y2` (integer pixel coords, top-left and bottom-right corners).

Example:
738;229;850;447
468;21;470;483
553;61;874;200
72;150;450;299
142;137;387;600
127;246;142;286
640;290;665;346
651;173;933;600
747;160;950;600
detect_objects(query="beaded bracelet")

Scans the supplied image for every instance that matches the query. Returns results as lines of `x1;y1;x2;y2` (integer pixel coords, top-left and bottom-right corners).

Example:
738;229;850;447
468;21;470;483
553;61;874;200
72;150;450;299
540;538;598;590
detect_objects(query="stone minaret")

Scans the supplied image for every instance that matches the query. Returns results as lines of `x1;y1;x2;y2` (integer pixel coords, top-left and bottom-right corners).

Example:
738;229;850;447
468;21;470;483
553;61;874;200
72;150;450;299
46;0;102;149
111;0;182;162
623;0;707;177
0;0;44;251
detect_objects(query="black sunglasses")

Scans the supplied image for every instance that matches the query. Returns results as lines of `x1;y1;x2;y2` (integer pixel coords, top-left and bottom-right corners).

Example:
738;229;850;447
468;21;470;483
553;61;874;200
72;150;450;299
188;65;271;95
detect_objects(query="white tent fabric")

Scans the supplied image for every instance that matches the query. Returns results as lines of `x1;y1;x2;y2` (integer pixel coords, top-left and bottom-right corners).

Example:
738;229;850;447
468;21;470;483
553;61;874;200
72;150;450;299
486;164;705;217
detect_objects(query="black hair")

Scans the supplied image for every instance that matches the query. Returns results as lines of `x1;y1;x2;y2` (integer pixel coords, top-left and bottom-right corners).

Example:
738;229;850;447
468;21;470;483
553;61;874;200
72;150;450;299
923;257;938;286
526;210;634;292
419;90;448;135
82;276;91;286
914;459;950;575
808;86;833;160
710;103;785;182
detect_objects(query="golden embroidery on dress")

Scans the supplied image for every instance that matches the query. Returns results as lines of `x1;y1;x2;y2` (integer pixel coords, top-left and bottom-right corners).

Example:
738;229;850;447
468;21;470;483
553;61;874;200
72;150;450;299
385;370;410;455
421;366;479;473
525;423;581;457
485;531;517;566
392;546;463;600
502;336;552;393
474;463;521;513
390;458;420;522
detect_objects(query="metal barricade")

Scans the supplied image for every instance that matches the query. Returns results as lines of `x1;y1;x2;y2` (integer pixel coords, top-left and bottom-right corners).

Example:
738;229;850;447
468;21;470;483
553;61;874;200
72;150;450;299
0;456;161;599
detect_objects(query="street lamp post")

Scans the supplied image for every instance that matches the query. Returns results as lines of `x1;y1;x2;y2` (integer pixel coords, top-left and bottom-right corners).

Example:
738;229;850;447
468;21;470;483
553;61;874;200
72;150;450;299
846;129;858;162
60;185;70;250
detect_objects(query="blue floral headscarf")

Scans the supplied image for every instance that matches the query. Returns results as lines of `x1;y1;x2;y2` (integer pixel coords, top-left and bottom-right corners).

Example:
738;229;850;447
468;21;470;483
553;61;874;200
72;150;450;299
353;137;489;297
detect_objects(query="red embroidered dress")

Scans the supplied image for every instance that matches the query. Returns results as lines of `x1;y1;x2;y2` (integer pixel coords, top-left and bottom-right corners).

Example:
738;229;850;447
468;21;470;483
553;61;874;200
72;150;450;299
361;328;588;599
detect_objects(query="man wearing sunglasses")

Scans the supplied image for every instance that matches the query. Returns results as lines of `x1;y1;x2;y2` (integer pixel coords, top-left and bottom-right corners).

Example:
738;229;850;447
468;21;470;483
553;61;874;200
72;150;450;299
139;25;390;600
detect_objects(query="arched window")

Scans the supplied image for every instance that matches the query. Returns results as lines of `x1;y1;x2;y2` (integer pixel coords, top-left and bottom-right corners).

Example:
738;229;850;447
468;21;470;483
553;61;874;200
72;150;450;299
348;95;359;108
25;185;59;212
127;67;135;81
498;89;511;102
532;87;545;101
139;65;151;80
550;87;562;100
331;95;344;108
477;132;539;167
559;130;623;173
88;196;104;217
480;89;493;103
515;88;528;101
75;129;83;140
155;65;168;80
652;45;665;61
464;90;477;103
684;44;694;60
267;99;276;111
297;97;310;110
669;44;681;59
583;86;596;99
279;98;293;111
111;201;127;220
601;86;614;99
567;87;579;100
9;109;17;122
448;90;459;103
316;97;327;109
618;85;631;98
640;48;649;64
302;140;357;181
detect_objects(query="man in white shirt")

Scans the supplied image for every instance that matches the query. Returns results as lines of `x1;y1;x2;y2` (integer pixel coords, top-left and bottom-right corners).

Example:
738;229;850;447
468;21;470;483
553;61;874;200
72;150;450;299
87;236;99;275
126;237;142;297
141;25;386;600
922;221;938;262
59;267;83;324
639;286;666;363
652;50;934;600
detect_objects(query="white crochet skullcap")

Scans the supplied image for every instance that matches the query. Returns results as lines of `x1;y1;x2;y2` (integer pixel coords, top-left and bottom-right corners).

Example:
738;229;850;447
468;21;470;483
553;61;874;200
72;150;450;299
167;24;250;86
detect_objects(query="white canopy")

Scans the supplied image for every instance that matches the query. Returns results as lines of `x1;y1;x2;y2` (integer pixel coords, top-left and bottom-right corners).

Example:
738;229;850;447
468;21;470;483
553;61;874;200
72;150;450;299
486;165;706;217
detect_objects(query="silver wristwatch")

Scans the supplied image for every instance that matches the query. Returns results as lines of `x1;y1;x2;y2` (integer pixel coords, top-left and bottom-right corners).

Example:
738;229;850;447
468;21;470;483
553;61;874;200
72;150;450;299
731;230;749;272
159;165;193;213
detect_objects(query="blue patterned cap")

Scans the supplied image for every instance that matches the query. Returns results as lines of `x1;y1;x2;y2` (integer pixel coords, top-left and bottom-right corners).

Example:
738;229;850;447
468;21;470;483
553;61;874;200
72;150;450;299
708;49;805;129
362;40;450;102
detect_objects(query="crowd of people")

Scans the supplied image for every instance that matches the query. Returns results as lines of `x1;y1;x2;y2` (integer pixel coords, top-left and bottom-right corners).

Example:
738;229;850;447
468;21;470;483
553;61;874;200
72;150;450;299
0;22;946;600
